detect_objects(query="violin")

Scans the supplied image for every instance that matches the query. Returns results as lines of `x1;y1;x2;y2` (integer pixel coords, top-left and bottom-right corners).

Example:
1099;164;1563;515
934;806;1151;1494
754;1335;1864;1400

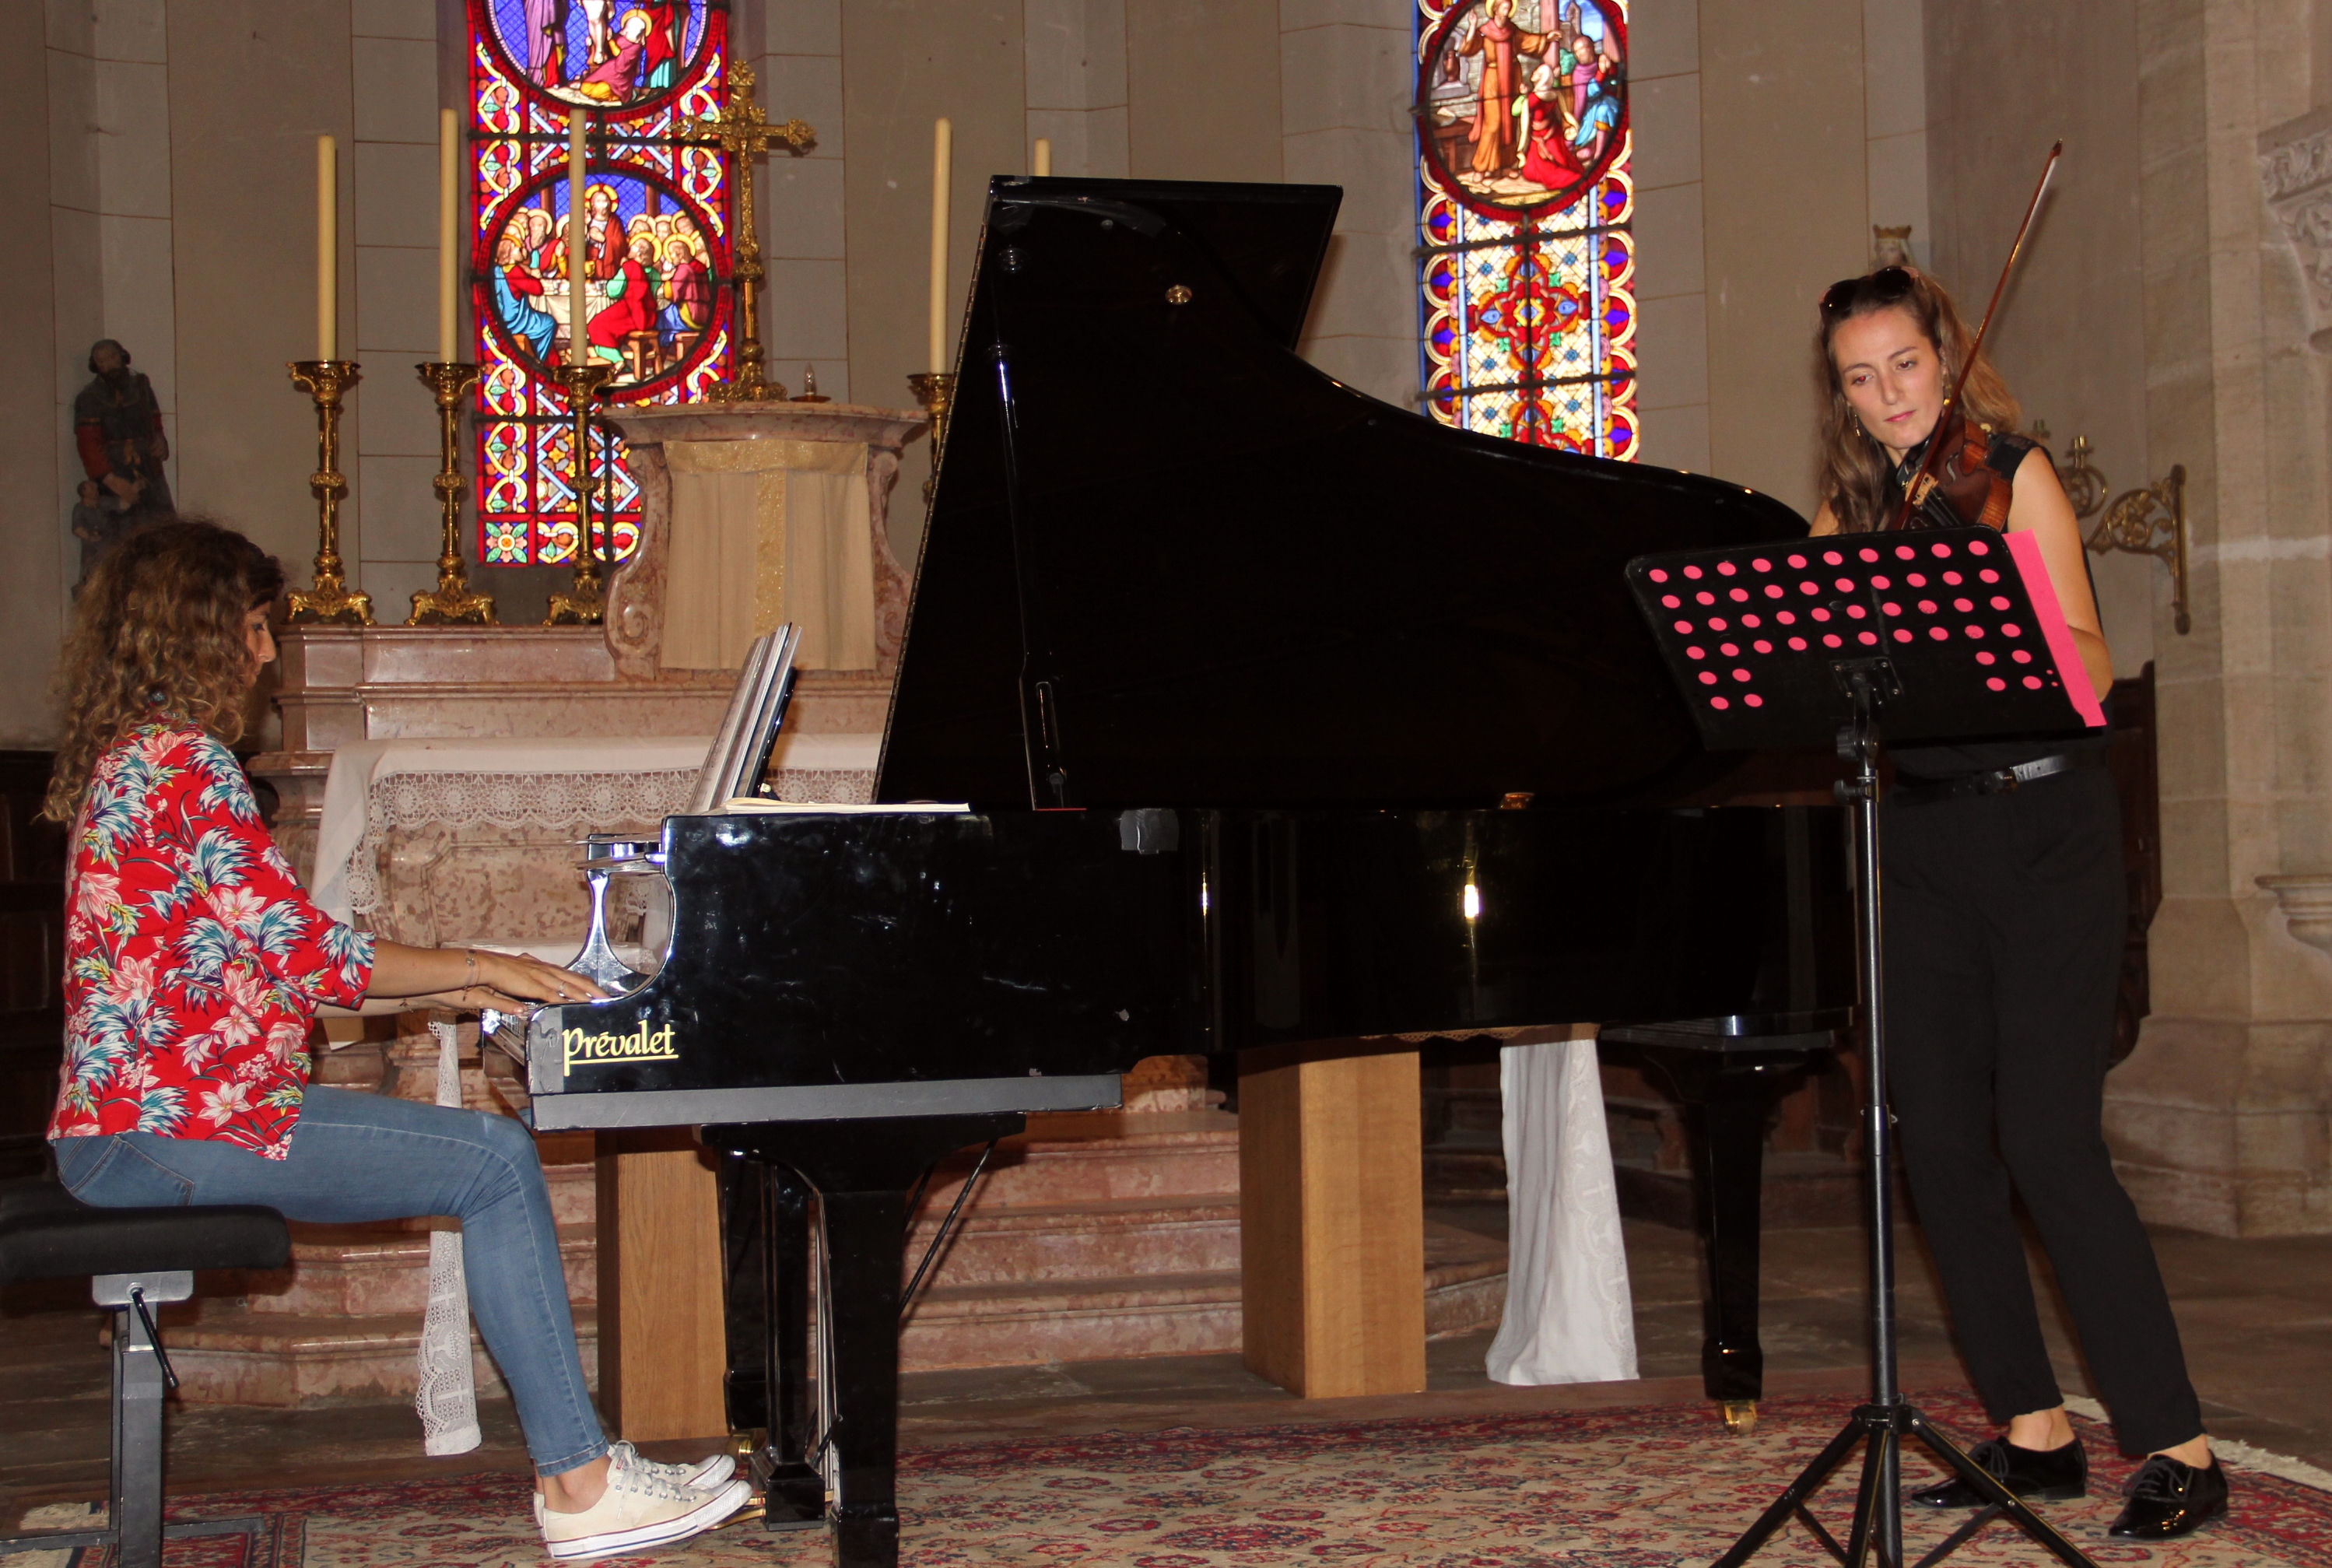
1888;141;2060;534
1899;406;2012;532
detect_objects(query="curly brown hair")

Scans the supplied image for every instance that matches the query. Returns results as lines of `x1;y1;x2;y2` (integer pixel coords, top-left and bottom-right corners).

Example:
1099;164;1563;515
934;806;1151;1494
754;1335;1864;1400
1815;269;2021;534
44;519;286;823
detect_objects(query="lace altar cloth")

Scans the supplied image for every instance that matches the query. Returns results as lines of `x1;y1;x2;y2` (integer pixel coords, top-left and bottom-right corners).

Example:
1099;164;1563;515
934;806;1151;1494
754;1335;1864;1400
309;735;880;928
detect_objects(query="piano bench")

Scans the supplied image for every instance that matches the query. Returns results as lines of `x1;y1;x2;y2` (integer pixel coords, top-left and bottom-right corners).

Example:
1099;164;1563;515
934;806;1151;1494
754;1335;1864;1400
0;1177;290;1568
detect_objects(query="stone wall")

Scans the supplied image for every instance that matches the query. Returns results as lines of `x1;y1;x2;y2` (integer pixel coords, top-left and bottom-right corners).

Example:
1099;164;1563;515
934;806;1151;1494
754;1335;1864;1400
2;0;61;733
1926;0;2157;678
1923;0;2332;1236
1632;0;1931;514
2116;0;2332;1236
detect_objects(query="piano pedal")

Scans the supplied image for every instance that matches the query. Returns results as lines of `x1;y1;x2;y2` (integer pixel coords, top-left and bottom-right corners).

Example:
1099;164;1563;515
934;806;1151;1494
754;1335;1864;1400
742;1442;831;1532
749;1496;829;1533
1721;1400;1759;1436
726;1497;827;1535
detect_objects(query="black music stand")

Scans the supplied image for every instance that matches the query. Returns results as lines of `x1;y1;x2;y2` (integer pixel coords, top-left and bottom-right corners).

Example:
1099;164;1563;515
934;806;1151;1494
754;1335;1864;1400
1625;527;2107;1568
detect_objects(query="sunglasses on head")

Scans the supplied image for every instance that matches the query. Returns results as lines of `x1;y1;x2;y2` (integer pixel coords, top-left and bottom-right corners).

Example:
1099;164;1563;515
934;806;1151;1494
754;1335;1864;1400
1820;265;1916;321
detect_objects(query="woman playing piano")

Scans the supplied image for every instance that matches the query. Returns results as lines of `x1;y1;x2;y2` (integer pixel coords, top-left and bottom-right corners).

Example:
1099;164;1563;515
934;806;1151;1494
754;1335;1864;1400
42;520;751;1561
1810;267;2226;1540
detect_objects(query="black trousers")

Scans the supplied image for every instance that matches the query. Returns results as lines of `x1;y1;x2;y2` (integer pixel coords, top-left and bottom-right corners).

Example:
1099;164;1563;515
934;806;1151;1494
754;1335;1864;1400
1881;765;2202;1454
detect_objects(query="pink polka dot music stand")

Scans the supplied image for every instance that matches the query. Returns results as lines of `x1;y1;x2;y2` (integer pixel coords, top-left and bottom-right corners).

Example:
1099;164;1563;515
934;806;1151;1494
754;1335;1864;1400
1628;527;2103;751
1627;524;2105;1568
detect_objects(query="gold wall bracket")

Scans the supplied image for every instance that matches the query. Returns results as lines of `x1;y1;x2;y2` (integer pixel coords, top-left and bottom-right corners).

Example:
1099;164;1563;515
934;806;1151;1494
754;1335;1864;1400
408;361;496;626
2040;425;2190;637
286;360;374;626
2088;465;2190;636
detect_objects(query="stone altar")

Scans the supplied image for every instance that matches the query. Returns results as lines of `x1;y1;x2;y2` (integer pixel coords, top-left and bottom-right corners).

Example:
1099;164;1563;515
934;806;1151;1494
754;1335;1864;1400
249;398;926;881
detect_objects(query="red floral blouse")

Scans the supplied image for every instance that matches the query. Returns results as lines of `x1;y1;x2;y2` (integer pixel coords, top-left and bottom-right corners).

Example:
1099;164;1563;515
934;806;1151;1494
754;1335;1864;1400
48;723;374;1159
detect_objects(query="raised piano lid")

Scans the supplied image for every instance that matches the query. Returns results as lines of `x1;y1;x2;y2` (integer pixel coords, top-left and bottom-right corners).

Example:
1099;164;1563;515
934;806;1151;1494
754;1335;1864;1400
876;176;1810;813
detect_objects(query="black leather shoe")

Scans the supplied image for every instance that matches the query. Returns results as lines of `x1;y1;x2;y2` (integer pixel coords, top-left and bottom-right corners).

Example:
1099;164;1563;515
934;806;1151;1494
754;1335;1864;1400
1909;1436;2086;1509
2109;1454;2229;1539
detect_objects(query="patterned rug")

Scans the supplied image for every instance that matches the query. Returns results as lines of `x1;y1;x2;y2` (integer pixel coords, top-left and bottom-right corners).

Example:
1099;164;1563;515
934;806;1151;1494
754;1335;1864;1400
26;1391;2332;1567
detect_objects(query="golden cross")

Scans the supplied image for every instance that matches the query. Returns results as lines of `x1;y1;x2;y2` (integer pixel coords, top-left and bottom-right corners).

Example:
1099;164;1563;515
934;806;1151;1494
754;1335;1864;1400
679;60;815;401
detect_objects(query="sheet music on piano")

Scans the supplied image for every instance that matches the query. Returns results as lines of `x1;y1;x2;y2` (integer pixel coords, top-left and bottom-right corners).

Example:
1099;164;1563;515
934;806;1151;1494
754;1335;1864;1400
686;623;804;814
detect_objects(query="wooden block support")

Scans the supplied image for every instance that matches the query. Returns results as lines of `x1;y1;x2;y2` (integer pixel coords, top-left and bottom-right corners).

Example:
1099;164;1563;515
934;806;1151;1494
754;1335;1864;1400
1238;1044;1426;1398
595;1131;730;1441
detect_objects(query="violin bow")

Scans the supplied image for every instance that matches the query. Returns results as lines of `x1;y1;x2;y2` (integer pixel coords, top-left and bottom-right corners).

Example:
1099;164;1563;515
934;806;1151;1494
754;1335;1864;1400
1888;139;2062;530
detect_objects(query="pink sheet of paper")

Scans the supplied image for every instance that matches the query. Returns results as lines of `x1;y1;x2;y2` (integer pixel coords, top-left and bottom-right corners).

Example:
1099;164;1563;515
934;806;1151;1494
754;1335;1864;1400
2004;529;2106;728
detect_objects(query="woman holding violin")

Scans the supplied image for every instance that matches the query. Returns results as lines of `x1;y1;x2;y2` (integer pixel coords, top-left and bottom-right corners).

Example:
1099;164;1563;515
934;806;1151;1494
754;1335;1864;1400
1810;264;2227;1539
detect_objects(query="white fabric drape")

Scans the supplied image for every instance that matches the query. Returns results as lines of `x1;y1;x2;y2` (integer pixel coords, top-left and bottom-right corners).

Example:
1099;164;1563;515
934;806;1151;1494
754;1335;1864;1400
661;458;765;672
661;439;875;672
784;464;877;672
1485;1032;1639;1386
414;1019;481;1454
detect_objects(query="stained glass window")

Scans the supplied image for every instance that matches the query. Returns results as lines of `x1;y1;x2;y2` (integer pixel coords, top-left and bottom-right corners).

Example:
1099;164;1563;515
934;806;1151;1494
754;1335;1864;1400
1415;0;1636;458
467;0;734;567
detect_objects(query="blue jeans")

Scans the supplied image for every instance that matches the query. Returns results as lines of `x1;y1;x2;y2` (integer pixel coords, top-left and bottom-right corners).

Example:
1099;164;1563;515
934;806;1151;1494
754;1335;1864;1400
53;1086;608;1475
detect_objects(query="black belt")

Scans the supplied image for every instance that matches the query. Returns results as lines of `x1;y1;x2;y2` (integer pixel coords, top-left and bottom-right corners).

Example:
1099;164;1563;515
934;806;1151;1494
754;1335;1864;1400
1889;750;2105;805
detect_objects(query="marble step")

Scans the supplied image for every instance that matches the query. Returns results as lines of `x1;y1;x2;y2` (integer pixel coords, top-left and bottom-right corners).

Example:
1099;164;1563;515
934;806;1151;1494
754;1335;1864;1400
544;1159;598;1224
901;1270;1240;1370
903;1197;1238;1285
913;1110;1239;1209
162;1300;598;1408
896;1220;1509;1372
1420;1222;1510;1340
243;1221;597;1317
167;1223;1505;1405
1424;1147;1510;1201
163;1110;1505;1398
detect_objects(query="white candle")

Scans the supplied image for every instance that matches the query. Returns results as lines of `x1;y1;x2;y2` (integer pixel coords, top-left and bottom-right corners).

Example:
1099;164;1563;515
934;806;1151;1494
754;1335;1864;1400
929;118;952;374
1034;137;1052;177
317;135;336;360
438;109;458;364
568;110;589;368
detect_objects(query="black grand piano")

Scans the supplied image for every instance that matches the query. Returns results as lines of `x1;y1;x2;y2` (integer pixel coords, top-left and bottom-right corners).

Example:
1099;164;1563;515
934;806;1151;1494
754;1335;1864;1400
522;177;1856;1568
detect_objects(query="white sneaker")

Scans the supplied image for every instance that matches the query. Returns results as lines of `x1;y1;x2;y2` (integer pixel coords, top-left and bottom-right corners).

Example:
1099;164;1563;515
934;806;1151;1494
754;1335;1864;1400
608;1440;738;1490
540;1447;753;1561
531;1449;735;1535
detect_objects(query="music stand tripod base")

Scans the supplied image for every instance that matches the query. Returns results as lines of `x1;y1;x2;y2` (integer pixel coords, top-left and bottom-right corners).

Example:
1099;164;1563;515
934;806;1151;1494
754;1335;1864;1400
1625;530;2107;1568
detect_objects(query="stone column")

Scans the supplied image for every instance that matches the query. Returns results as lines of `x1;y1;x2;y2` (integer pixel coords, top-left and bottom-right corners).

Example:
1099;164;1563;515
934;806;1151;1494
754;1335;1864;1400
2106;0;2332;1237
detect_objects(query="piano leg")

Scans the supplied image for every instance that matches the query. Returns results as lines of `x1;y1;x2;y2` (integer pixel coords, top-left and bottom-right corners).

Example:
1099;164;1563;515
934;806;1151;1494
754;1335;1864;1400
1636;1047;1821;1434
717;1157;825;1528
701;1114;1025;1568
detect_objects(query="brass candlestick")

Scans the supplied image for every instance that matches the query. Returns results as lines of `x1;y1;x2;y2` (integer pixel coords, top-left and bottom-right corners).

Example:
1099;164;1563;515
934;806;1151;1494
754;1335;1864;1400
679;59;815;403
545;361;620;626
908;370;956;504
286;360;374;626
408;362;496;626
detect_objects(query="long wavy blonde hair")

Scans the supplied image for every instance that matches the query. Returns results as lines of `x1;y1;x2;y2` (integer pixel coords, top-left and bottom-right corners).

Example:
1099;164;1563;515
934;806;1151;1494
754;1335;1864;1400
1815;268;2021;534
44;519;285;823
